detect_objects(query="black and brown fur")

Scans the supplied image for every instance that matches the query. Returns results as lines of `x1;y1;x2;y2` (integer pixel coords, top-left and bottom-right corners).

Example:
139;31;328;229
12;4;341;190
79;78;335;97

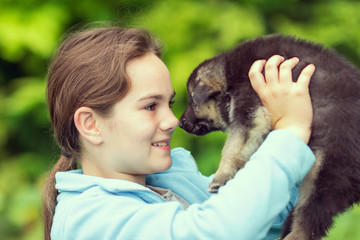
179;34;360;240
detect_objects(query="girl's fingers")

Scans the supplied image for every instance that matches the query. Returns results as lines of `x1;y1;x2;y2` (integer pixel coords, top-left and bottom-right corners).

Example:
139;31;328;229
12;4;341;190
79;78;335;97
279;57;300;85
264;55;285;86
249;59;267;94
297;64;316;88
249;55;316;101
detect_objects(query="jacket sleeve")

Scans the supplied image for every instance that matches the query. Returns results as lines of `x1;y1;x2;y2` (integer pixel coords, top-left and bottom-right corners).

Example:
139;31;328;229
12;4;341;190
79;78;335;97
59;130;315;240
170;130;315;239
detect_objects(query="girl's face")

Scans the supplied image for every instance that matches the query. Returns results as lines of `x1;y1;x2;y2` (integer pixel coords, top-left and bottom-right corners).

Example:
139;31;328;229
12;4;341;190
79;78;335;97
91;53;179;184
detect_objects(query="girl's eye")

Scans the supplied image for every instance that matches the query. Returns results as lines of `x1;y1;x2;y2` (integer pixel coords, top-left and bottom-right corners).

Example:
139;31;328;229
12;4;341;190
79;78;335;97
169;100;175;109
145;103;157;111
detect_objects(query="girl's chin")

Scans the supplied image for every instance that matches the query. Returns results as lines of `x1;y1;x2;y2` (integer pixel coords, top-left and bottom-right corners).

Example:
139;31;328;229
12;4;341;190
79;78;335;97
155;157;172;173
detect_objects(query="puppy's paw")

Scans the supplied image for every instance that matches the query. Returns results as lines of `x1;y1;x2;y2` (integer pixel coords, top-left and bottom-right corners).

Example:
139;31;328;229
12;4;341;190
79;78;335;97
208;172;233;193
208;181;223;193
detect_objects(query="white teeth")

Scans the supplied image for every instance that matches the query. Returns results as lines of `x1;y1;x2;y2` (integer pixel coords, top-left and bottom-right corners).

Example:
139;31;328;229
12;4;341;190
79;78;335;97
152;142;169;147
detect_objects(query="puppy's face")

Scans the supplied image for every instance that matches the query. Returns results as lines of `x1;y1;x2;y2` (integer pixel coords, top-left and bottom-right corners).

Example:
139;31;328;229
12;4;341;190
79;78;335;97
179;60;229;136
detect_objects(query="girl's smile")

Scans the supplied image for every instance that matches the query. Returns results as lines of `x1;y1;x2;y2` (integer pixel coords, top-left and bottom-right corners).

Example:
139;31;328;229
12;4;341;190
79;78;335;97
152;139;171;150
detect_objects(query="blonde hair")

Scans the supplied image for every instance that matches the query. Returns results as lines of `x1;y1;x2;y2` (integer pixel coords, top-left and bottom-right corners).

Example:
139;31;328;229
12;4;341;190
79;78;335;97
43;24;163;240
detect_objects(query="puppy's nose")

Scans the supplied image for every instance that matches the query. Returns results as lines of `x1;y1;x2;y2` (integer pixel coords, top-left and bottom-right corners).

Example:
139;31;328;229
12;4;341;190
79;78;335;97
179;117;186;129
179;117;194;132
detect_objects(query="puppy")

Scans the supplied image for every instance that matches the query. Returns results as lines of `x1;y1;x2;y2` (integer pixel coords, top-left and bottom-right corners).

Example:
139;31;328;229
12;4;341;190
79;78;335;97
179;34;360;240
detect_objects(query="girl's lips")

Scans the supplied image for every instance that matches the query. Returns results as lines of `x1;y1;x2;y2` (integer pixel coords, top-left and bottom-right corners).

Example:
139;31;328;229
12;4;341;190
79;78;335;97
153;145;171;150
152;140;171;150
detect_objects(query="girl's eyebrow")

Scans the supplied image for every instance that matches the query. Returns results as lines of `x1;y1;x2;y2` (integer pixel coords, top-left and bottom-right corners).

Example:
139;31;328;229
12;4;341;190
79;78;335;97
138;91;176;102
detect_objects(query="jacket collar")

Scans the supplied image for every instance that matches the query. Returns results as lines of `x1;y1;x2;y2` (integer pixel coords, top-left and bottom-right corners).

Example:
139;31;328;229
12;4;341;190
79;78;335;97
55;169;150;193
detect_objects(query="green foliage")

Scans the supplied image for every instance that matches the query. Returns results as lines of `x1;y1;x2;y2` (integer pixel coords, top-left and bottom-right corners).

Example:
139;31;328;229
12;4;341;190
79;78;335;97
1;0;359;239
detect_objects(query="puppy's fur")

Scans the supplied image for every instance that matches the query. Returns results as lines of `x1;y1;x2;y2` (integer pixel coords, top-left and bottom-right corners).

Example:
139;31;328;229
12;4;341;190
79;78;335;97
179;34;360;240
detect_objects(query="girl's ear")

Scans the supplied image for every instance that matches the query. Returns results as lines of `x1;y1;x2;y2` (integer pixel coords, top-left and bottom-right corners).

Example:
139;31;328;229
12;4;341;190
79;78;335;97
74;107;103;145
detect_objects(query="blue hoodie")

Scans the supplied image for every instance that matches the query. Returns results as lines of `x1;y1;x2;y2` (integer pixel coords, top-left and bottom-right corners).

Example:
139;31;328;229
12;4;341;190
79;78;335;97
51;130;315;240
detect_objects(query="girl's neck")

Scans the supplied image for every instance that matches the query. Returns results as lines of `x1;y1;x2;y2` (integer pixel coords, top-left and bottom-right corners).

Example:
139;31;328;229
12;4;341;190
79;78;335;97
81;156;146;185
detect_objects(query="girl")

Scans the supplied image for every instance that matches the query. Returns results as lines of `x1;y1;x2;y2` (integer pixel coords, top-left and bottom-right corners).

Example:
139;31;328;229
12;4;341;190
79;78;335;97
43;24;316;240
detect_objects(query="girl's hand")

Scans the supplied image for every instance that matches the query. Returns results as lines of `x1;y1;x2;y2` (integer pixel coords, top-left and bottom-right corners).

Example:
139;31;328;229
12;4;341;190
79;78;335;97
248;55;316;144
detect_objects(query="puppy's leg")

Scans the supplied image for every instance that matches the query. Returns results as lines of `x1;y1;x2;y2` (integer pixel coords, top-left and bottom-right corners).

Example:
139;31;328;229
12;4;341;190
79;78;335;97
208;128;247;192
282;150;325;240
209;107;271;193
284;148;360;240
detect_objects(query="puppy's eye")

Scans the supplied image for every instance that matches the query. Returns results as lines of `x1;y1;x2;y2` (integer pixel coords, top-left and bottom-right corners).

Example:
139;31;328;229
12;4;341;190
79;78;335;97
145;103;157;111
209;91;221;100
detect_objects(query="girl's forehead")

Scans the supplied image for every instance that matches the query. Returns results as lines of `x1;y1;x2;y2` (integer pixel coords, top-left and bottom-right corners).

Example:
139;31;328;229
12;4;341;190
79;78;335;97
126;53;173;98
126;53;169;80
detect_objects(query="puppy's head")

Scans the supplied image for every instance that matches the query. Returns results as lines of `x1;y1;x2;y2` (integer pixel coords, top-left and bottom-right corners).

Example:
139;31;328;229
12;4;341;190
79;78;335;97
179;58;230;136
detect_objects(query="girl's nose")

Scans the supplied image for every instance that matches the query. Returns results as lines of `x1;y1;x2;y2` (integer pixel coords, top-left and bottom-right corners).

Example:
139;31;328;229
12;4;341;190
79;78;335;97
160;109;179;133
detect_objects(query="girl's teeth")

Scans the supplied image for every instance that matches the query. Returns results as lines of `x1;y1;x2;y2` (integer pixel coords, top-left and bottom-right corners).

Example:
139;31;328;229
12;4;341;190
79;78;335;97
153;142;168;147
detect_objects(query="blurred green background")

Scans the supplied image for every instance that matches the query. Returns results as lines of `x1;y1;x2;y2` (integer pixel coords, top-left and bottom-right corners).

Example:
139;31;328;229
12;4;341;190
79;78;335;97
1;0;360;239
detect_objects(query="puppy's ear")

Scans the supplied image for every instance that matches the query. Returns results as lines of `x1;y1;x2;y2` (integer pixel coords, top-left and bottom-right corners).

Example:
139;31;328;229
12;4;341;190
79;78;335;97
192;82;220;105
